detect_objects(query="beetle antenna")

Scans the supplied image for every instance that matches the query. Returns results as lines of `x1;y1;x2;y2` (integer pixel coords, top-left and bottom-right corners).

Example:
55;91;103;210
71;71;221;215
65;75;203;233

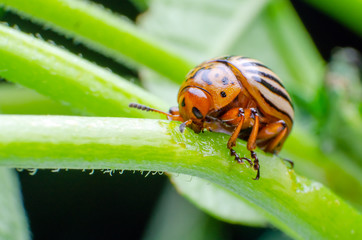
129;103;173;118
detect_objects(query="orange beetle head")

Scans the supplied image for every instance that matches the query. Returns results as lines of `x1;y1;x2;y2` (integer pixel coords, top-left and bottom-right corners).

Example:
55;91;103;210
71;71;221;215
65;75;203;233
177;87;212;133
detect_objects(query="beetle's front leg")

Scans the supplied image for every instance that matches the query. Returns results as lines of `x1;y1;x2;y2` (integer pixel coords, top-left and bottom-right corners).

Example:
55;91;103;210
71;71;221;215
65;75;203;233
218;108;252;166
218;108;244;163
242;108;260;180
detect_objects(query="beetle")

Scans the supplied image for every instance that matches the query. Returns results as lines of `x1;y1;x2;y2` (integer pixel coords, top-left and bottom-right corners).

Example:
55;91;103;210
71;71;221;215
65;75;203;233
129;56;294;180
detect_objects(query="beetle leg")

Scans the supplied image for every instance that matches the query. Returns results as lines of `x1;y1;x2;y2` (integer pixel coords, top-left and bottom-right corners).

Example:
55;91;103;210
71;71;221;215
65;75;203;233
250;151;260;180
179;119;193;133
224;109;251;165
276;154;294;169
257;120;294;168
265;127;287;153
246;109;259;151
230;149;243;164
256;120;287;153
226;108;245;149
243;109;260;180
257;121;285;140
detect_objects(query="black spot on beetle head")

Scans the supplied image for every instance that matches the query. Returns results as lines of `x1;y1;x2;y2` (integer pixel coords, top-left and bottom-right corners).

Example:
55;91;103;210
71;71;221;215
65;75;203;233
220;91;227;98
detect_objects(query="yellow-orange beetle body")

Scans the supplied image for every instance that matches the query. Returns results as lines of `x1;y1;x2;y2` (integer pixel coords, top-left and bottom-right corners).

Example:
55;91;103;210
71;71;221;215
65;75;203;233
130;56;294;180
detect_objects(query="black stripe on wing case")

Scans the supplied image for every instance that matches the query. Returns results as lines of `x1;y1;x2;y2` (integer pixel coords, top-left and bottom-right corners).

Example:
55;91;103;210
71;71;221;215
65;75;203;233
251;76;293;109
261;93;294;123
241;62;272;71
246;69;285;88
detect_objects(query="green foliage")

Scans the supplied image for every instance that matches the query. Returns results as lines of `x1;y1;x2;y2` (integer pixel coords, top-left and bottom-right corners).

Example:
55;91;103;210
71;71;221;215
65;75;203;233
0;0;361;239
170;174;268;227
0;169;29;240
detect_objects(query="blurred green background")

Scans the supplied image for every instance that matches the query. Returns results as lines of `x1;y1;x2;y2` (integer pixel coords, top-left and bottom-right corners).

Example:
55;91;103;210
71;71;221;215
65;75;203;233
0;0;361;239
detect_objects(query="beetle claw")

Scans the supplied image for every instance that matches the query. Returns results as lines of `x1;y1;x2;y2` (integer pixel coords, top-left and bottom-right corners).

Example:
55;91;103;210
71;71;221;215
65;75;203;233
276;154;294;169
179;123;186;133
230;149;243;164
250;151;260;180
231;150;259;180
179;120;192;133
241;157;253;167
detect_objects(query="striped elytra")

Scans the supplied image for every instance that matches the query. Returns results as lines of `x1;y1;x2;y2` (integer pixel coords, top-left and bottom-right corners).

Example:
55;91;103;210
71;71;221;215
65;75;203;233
129;56;294;180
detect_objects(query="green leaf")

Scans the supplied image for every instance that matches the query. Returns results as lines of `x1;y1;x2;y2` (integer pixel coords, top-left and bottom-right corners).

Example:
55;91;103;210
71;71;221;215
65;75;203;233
0;115;361;240
0;168;29;240
130;0;149;12
320;48;362;166
170;174;268;227
142;183;224;240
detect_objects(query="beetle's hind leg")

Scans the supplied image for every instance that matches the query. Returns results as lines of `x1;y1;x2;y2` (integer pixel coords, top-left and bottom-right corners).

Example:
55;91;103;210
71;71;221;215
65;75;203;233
222;107;260;179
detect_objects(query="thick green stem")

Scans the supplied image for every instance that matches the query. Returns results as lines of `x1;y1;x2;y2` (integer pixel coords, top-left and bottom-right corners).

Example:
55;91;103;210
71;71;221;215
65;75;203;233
0;0;193;81
0;85;73;115
0;115;361;240
0;24;167;117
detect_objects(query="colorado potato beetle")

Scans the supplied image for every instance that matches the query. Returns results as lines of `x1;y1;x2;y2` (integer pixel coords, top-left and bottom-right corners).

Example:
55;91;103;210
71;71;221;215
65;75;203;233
130;56;294;180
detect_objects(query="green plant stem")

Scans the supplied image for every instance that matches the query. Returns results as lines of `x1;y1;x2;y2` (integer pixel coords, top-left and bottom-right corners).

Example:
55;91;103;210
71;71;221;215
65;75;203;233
0;115;361;240
0;23;360;208
0;85;73;115
0;0;194;82
0;24;167;117
1;84;360;210
286;127;362;209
